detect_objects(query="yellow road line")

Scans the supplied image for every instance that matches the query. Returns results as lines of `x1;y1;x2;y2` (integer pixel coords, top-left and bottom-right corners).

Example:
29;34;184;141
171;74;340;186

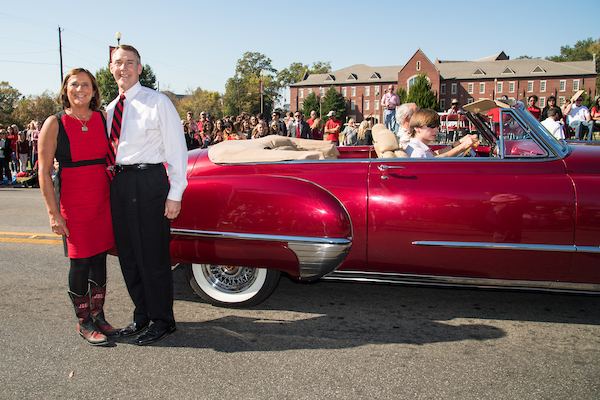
0;231;55;236
0;237;62;244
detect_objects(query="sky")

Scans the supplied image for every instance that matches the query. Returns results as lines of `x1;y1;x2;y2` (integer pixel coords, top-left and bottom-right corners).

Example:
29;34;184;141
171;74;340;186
2;0;599;103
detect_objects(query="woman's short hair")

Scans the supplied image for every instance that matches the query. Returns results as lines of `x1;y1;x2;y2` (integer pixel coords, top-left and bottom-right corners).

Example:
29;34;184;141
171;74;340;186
547;95;556;103
528;94;538;102
409;109;440;137
57;68;102;110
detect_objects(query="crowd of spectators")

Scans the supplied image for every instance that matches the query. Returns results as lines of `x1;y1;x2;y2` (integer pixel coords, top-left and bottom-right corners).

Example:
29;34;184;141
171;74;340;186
0;120;41;185
179;109;375;151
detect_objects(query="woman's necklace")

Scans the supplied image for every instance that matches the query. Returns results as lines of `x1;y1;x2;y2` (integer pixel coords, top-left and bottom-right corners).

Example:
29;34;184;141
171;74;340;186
69;109;91;132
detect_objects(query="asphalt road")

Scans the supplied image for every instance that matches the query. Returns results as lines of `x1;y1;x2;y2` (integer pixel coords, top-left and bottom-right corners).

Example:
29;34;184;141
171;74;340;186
1;187;599;399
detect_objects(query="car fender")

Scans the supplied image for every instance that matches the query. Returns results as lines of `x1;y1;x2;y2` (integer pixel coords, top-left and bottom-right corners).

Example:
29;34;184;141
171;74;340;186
171;174;353;280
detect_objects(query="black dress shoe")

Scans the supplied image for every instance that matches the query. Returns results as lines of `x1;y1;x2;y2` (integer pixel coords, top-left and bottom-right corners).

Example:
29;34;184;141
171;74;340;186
119;322;149;337
135;325;176;346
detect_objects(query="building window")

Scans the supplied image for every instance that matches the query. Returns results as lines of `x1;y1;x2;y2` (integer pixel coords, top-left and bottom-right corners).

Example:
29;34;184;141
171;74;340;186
509;82;515;93
351;100;356;110
416;61;421;71
451;83;457;94
573;79;580;91
365;100;370;110
559;96;566;105
342;87;347;97
365;86;370;96
441;84;446;95
540;81;546;92
299;101;303;109
467;83;473;94
527;81;534;92
440;99;446;110
479;82;485;94
539;97;545;108
308;88;312;95
560;80;566;92
375;101;379;111
497;82;503;93
351;87;356;97
375;86;380;96
299;89;304;98
409;76;418;90
467;98;474;104
320;88;325;96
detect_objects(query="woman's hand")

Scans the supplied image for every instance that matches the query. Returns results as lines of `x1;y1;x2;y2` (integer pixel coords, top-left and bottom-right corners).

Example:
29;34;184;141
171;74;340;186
49;211;69;237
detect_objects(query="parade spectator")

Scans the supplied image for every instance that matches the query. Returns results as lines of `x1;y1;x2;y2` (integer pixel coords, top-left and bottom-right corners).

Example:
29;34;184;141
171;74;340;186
356;120;373;145
16;131;30;172
269;121;281;136
271;111;287;136
251;121;269;139
183;121;199;150
341;118;358;146
186;111;198;132
527;95;541;120
213;119;225;142
38;68;117;346
447;99;463;114
541;107;565;140
7;125;18;173
197;111;207;133
240;119;251;139
288;112;311;139
30;121;41;166
199;122;213;148
381;85;400;131
249;115;258;129
0;130;11;185
563;96;594;140
541;96;562;121
310;118;324;140
286;111;295;134
324;111;341;145
306;110;318;127
590;97;600;132
406;109;477;158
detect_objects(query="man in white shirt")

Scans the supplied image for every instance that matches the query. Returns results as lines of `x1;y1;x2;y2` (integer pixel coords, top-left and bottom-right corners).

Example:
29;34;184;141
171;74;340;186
564;97;594;140
107;45;188;345
541;108;565;140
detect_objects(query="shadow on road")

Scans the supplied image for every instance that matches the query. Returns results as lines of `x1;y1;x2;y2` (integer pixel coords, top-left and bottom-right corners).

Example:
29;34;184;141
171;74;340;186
164;265;600;352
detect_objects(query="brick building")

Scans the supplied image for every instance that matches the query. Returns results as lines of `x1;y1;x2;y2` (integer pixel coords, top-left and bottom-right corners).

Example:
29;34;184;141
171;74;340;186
290;49;597;122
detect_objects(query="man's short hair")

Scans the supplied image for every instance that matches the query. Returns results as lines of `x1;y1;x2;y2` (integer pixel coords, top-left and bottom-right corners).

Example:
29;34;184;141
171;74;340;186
547;107;560;118
110;45;141;64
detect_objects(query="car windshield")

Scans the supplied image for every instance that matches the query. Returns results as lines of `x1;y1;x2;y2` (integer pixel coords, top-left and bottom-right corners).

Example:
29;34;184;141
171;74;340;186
517;108;569;156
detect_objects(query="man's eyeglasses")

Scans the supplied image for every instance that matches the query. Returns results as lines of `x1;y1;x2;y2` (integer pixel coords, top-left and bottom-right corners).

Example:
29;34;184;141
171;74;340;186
425;123;439;129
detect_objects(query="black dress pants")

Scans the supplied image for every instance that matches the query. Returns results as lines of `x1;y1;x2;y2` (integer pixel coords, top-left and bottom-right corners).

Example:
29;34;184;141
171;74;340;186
110;165;174;329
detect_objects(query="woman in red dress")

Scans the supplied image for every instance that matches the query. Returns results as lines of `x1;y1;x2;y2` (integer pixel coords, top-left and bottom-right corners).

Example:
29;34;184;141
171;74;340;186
38;69;117;346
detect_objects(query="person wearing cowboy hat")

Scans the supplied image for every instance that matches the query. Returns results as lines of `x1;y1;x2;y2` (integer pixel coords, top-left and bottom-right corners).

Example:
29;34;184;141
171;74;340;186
447;99;463;115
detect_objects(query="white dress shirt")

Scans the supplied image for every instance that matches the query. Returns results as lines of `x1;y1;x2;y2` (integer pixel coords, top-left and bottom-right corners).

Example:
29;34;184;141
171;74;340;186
106;82;188;201
405;137;435;158
541;117;565;140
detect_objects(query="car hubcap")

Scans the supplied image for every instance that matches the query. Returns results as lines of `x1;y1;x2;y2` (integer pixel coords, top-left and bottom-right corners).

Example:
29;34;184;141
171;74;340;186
202;265;258;294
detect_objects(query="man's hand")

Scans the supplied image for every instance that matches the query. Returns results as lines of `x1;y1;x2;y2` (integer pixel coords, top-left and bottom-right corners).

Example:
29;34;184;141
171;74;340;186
164;199;182;220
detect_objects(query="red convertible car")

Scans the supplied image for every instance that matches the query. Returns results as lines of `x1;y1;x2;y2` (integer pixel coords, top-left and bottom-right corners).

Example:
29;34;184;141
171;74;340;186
170;100;600;307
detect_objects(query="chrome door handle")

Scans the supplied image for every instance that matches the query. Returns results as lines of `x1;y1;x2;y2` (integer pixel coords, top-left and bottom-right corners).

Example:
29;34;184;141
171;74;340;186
378;164;406;171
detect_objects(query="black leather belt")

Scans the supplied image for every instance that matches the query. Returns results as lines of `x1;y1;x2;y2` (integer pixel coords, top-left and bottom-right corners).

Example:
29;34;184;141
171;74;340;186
114;163;164;173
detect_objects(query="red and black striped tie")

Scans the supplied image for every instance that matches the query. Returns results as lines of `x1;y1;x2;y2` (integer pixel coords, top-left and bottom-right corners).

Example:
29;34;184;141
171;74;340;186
106;94;125;179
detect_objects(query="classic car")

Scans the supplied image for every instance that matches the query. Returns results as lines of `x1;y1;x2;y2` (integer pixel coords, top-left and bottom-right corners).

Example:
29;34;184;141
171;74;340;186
170;100;600;308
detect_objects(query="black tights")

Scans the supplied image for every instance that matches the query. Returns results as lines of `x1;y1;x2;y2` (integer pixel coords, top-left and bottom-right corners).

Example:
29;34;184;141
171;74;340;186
68;252;108;296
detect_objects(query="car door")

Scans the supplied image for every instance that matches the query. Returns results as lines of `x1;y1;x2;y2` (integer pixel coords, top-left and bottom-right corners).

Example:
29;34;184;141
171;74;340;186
367;134;575;283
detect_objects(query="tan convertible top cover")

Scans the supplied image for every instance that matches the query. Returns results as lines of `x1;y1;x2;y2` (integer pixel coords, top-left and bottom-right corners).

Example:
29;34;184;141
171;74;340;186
208;136;340;164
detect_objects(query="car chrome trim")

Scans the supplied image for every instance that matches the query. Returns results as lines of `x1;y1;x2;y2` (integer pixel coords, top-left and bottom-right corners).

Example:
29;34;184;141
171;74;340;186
412;241;584;253
171;229;352;279
323;270;600;293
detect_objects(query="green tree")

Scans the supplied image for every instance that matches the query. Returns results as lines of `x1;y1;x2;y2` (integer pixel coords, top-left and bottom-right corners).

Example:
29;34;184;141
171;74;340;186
177;87;223;120
396;87;407;105
546;37;600;93
277;61;332;87
224;52;279;116
95;63;157;108
407;73;439;110
301;92;320;118
12;91;60;128
321;85;347;123
0;82;21;126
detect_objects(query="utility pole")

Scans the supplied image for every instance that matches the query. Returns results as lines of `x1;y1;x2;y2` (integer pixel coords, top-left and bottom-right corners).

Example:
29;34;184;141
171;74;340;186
58;26;64;83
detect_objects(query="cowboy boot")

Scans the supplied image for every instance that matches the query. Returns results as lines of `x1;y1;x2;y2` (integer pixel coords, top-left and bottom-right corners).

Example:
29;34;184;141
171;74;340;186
89;280;119;337
68;291;109;346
